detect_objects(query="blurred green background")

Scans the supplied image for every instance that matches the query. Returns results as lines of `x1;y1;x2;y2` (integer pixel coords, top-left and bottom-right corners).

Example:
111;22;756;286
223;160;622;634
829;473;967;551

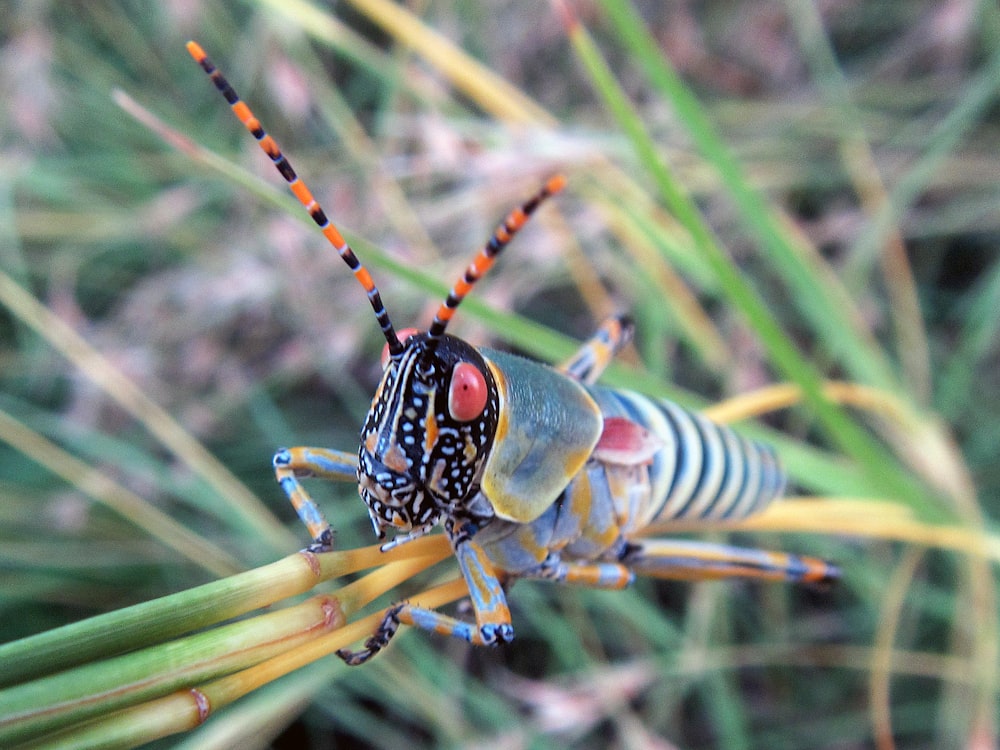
1;0;999;747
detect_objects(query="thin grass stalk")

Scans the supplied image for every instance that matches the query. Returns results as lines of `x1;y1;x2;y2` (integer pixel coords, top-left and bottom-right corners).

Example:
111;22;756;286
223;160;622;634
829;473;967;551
0;539;453;746
2;595;344;745
252;0;734;375
593;0;901;395
870;548;924;750
339;0;555;125
0;407;242;578
12;579;470;750
784;0;932;403
596;198;730;368
937;261;1000;418
0;536;449;687
247;0;427;100
557;0;947;523
841;21;1000;315
282;40;442;265
0;268;293;551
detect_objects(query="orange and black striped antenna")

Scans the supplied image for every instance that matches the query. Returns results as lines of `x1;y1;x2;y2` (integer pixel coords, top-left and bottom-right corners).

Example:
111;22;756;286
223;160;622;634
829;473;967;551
426;174;567;339
186;41;405;358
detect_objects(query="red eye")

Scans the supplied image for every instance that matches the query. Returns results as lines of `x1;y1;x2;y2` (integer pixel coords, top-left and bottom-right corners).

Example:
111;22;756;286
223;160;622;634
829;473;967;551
381;327;421;368
448;361;488;422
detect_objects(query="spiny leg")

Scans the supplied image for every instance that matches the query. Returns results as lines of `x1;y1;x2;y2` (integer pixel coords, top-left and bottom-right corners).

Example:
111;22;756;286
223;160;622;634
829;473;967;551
337;519;513;664
558;314;634;384
273;447;358;552
621;538;840;586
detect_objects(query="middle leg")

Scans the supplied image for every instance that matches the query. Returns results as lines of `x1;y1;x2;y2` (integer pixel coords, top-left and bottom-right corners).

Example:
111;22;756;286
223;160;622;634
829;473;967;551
336;519;514;664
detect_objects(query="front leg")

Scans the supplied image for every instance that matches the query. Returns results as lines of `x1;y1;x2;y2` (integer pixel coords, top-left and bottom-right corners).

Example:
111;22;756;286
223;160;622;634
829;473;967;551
273;446;358;551
337;518;514;664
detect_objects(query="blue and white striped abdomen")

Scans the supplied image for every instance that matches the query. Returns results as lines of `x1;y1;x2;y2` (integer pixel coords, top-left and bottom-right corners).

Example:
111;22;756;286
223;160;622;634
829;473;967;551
585;386;786;529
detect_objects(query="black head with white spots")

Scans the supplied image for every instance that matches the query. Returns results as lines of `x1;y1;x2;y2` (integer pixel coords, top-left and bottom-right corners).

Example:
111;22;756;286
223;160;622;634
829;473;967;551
357;332;499;543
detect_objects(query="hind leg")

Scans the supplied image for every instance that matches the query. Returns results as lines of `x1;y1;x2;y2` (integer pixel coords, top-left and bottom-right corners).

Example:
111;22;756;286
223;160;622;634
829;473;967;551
558;314;634;384
621;538;839;586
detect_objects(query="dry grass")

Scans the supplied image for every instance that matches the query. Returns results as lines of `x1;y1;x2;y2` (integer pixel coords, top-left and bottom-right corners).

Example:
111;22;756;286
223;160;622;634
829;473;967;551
1;1;999;747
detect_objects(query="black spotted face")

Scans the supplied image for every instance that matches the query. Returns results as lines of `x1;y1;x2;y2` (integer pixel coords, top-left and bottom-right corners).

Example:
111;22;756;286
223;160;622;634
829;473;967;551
357;332;499;541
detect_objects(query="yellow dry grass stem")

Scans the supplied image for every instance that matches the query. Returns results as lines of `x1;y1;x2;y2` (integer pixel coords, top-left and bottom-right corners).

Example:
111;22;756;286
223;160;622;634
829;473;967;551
340;0;555;125
658;379;995;562
50;578;472;747
648;498;1000;565
702;381;906;425
315;534;452;584
334;543;452;615
870;547;924;750
705;380;977;507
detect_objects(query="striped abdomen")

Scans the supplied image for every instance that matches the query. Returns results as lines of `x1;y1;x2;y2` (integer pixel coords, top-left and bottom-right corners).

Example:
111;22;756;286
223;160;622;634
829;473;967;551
586;386;786;528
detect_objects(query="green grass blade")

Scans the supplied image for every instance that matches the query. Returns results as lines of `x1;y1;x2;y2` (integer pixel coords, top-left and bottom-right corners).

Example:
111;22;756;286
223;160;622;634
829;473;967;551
595;0;902;394
562;5;946;520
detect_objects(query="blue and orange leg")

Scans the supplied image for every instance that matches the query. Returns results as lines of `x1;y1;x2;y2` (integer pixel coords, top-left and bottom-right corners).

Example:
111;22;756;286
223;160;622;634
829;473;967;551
622;539;840;586
273;447;358;551
558;314;634;384
534;557;636;589
337;522;514;664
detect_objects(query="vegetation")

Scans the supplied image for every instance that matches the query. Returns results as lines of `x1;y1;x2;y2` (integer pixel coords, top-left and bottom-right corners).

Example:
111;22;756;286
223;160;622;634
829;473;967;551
1;1;998;747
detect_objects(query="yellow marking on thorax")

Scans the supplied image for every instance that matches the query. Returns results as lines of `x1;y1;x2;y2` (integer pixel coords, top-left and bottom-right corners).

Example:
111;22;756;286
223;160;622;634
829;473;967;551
423;396;439;457
427;458;447;495
485;359;509;444
382;438;409;474
463;432;478;464
366;418;408;475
